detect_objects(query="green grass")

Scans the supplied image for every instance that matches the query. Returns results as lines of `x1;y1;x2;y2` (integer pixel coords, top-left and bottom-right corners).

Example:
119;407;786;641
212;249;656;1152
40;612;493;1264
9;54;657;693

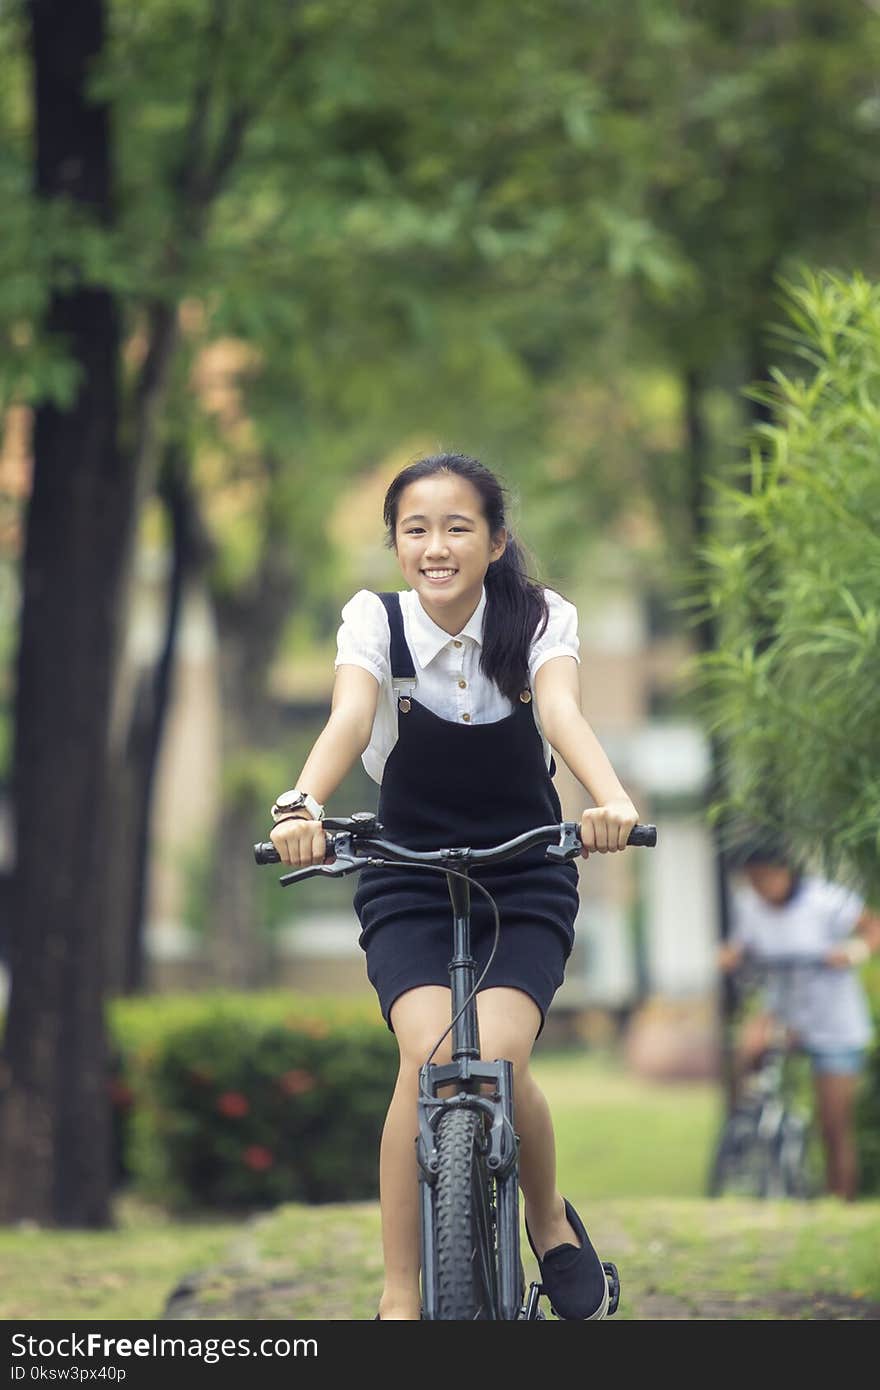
1;1051;877;1321
0;1205;240;1320
535;1049;723;1198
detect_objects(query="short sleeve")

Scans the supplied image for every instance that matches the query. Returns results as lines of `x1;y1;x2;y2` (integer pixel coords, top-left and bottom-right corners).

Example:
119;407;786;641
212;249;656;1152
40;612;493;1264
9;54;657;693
334;589;389;688
814;880;865;941
528;588;580;684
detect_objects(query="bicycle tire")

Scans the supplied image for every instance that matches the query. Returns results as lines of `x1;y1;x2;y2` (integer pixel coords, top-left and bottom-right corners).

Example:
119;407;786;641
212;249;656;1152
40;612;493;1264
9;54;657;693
708;1106;776;1198
707;1109;757;1196
776;1112;812;1199
433;1108;499;1320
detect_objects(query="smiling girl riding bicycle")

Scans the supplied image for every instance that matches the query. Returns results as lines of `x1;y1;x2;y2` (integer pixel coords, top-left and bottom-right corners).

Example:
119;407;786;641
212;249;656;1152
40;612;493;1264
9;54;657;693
268;452;641;1321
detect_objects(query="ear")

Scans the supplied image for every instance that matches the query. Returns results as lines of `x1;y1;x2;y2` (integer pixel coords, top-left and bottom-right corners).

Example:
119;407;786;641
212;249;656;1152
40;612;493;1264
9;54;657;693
489;527;508;561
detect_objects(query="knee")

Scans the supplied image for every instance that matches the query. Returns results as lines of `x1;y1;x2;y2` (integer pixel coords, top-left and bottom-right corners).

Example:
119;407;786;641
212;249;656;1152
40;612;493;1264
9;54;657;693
479;1030;533;1079
396;1031;454;1075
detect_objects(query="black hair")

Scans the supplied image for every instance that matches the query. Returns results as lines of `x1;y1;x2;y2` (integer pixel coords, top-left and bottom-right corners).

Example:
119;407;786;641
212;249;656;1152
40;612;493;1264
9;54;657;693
727;834;803;903
727;832;793;871
383;452;550;703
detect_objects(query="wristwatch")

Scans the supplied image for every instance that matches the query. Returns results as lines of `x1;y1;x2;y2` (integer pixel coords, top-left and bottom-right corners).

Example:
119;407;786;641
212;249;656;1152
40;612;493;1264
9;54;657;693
270;789;325;822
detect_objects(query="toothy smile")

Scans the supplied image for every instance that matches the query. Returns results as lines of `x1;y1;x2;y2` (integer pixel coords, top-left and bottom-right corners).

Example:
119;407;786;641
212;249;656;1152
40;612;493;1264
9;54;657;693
421;569;458;579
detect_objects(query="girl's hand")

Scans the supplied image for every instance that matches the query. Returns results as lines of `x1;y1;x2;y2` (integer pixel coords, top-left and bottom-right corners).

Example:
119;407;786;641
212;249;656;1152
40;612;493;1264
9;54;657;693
825;939;871;970
580;798;639;858
269;813;328;868
718;942;744;974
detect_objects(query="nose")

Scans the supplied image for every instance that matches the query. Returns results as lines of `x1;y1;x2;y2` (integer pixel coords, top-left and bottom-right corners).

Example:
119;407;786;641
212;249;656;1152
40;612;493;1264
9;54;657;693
424;532;451;558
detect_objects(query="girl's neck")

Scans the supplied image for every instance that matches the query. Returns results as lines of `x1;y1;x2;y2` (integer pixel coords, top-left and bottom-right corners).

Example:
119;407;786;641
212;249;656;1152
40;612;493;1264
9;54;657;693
415;584;484;636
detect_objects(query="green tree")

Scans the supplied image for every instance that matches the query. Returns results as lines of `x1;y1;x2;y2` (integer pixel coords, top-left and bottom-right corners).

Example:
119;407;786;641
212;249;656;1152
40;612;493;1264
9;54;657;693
0;0;353;1225
695;269;880;902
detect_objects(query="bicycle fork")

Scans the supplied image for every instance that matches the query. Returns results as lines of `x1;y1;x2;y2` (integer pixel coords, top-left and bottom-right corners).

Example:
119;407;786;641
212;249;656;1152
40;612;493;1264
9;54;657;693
416;861;524;1319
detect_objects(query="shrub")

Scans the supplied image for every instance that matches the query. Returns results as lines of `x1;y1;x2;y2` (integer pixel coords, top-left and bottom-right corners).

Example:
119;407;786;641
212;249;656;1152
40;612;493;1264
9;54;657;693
109;992;397;1210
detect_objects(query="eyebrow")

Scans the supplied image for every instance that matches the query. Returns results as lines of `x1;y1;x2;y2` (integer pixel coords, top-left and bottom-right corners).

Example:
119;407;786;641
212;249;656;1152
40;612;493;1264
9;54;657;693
399;513;475;525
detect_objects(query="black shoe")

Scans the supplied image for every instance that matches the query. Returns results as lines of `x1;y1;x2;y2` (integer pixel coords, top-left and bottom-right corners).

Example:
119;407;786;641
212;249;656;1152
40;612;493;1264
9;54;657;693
525;1198;610;1320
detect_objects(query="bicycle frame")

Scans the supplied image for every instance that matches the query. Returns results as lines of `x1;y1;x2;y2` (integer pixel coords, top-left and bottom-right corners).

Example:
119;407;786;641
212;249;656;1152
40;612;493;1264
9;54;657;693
416;859;522;1321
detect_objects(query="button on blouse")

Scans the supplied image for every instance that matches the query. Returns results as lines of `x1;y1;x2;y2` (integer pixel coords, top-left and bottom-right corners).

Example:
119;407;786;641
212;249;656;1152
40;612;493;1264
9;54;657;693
335;585;580;784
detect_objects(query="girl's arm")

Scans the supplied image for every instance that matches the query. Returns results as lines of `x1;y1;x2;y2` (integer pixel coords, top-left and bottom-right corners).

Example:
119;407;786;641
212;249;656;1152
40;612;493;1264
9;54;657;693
270;664;379;867
534;655;639;857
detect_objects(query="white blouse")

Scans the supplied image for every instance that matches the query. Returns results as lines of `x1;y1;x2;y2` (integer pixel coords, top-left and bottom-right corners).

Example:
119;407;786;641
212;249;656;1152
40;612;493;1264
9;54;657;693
334;585;580;784
730;877;871;1050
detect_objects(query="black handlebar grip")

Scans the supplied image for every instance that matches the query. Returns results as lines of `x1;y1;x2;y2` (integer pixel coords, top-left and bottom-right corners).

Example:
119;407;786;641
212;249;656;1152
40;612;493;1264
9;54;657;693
627;824;657;847
254;842;280;864
254;831;339;866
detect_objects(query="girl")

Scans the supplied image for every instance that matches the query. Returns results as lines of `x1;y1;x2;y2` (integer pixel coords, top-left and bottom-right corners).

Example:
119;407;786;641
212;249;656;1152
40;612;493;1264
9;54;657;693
269;452;640;1319
720;843;880;1201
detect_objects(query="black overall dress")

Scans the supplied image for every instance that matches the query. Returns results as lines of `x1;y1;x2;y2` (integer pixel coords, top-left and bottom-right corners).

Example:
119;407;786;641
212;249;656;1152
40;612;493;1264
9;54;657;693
352;591;580;1036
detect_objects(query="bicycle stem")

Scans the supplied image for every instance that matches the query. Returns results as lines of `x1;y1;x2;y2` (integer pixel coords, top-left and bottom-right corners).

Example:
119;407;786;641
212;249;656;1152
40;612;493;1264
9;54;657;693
445;856;480;1063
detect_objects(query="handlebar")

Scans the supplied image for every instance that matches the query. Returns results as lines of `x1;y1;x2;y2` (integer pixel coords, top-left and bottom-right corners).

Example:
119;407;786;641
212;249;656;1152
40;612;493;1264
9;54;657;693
253;816;657;886
736;952;833;972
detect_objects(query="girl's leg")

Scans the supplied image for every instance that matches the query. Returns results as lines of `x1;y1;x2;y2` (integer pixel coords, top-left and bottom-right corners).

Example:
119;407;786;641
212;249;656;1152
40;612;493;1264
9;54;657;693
378;986;453;1320
475;988;580;1255
813;1070;860;1201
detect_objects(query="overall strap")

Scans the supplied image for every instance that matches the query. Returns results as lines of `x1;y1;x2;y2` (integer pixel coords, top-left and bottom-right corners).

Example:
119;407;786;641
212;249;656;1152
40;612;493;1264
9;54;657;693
376;592;416;684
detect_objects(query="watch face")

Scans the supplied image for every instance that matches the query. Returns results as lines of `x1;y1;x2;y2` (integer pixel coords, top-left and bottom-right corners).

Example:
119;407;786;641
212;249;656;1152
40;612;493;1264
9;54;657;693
276;791;304;810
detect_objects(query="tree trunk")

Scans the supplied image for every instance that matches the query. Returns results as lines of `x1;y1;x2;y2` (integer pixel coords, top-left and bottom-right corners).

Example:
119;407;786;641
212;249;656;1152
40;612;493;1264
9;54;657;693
208;493;299;987
103;444;208;995
683;367;736;1109
0;0;125;1226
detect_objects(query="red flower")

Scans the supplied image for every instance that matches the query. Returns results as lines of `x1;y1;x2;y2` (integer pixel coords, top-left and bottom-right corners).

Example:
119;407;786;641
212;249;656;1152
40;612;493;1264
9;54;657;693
243;1145;274;1172
278;1069;316;1096
216;1090;250;1118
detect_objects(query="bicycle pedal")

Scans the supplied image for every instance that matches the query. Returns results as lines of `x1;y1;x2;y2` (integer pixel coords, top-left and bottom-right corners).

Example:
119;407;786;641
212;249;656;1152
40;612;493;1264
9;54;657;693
521;1280;545;1320
603;1261;620;1316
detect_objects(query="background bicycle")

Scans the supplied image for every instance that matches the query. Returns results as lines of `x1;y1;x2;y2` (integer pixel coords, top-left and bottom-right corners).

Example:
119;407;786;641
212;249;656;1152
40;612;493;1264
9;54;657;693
708;955;827;1200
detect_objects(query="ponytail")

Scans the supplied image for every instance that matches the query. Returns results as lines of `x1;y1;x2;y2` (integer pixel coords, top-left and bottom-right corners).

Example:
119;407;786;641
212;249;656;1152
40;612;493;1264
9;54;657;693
482;536;549;702
383;452;551;703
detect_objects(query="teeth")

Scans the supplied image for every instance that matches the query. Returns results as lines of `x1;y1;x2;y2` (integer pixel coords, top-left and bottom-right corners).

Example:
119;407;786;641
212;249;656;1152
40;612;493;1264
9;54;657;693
423;569;456;578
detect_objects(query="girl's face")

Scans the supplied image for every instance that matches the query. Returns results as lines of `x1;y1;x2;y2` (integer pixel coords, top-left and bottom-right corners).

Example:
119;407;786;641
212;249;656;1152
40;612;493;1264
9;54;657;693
745;864;795;906
393;473;506;629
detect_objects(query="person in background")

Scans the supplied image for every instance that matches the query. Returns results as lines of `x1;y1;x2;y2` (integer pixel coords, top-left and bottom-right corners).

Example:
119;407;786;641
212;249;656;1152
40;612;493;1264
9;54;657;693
719;843;880;1201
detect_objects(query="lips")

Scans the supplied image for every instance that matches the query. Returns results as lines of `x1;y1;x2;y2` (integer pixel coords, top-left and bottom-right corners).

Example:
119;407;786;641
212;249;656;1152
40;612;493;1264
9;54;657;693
421;569;458;582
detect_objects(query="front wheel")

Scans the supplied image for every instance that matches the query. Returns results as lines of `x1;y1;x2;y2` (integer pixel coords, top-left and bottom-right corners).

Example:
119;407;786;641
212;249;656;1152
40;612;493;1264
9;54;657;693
432;1108;499;1319
775;1112;813;1199
707;1105;770;1197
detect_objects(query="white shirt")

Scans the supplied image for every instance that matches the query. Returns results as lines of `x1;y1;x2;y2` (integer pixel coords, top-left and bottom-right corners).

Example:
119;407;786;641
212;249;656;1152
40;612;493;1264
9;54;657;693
334;585;580;785
731;876;872;1050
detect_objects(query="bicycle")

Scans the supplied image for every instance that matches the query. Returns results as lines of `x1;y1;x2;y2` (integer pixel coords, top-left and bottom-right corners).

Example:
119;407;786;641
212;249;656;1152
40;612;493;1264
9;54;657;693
255;811;657;1320
707;954;825;1201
